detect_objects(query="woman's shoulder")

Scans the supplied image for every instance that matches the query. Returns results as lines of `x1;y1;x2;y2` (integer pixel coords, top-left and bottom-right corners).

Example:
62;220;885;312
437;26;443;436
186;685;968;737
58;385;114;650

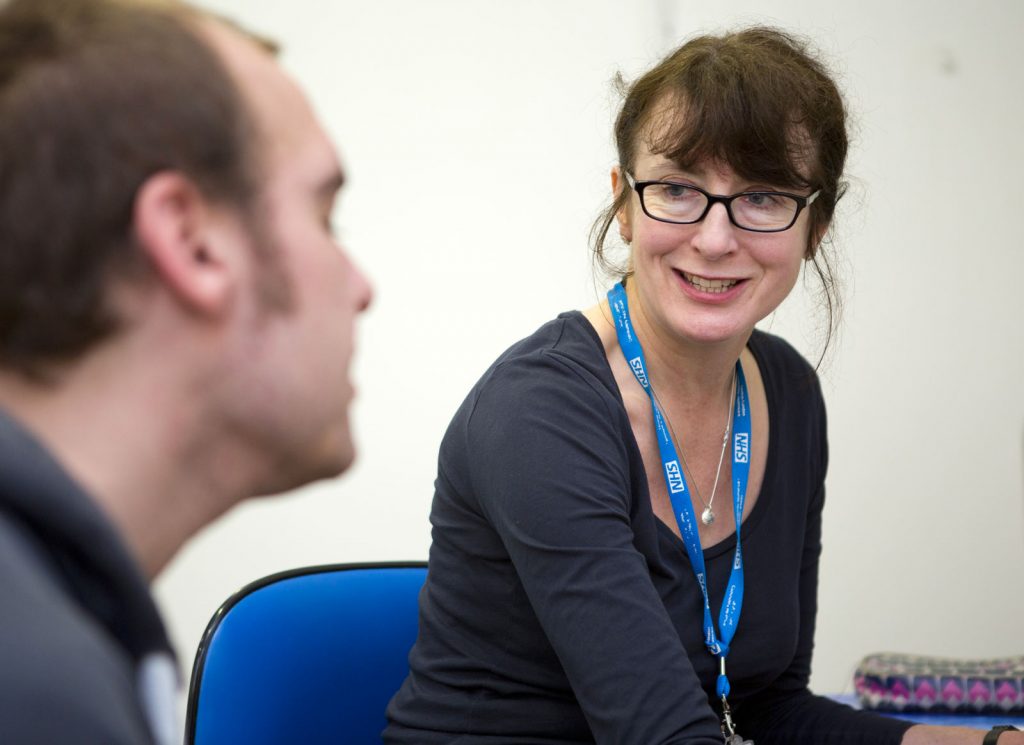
749;328;820;392
478;311;618;400
441;312;637;492
495;310;604;364
749;327;811;368
445;312;628;452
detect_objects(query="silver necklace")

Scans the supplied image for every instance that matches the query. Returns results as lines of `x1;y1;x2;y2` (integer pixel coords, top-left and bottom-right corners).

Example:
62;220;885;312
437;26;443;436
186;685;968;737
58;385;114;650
653;370;736;526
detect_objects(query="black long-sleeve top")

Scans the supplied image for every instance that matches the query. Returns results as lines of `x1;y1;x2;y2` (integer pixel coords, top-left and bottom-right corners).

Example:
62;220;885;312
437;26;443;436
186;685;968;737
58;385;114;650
385;312;912;744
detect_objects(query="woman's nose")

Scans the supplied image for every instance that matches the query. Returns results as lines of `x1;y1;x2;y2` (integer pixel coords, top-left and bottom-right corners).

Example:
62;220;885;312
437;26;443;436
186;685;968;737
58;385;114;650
691;203;738;259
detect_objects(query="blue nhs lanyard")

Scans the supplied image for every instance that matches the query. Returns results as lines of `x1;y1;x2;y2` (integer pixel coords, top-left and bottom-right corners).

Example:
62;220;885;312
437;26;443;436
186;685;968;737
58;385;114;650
607;282;751;702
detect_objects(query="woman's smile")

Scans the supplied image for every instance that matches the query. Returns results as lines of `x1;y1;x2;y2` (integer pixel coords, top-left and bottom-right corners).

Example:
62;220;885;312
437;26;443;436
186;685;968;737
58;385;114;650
679;270;743;293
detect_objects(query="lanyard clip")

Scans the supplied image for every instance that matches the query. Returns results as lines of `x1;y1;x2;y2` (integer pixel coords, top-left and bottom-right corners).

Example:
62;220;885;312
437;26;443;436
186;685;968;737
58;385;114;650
720;693;737;737
721;688;755;744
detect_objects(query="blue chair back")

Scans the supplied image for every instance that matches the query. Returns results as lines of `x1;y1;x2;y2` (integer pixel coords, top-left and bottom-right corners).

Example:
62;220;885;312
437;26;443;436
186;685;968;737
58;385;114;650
185;562;427;745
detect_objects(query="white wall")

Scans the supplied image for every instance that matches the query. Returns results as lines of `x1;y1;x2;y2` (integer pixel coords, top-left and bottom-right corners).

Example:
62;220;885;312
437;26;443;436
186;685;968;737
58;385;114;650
156;0;1024;697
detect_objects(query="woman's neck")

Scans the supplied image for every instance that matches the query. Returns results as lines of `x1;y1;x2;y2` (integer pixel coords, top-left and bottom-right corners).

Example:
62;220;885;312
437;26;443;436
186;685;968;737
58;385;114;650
621;281;748;409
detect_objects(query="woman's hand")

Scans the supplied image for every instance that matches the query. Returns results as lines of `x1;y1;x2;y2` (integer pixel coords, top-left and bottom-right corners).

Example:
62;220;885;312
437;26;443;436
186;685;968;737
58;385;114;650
902;725;1024;744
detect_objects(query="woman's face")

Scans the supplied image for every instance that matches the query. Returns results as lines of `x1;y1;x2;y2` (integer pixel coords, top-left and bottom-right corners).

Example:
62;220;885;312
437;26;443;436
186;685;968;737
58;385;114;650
616;140;821;351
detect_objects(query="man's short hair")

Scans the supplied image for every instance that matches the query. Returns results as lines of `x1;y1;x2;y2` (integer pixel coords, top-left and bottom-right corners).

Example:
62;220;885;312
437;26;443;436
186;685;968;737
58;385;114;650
0;0;272;378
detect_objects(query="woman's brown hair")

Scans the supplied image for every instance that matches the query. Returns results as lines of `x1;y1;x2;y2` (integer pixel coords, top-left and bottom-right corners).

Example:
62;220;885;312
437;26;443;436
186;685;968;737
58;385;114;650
592;27;849;354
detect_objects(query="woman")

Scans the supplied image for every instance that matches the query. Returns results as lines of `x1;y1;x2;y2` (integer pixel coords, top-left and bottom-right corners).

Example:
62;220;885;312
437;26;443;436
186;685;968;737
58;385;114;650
385;28;1023;745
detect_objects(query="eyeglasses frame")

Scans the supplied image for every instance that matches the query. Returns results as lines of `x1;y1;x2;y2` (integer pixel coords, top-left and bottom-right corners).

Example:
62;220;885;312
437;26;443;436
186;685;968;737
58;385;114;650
623;172;821;233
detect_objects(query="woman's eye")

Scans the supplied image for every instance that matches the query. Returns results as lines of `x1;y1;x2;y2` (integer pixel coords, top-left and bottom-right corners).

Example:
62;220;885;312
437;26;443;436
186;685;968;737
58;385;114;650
742;193;780;209
662;184;697;200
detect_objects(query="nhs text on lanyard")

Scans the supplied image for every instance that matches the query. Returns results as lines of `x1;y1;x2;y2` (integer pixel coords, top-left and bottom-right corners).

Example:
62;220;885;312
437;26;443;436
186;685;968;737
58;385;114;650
607;283;753;744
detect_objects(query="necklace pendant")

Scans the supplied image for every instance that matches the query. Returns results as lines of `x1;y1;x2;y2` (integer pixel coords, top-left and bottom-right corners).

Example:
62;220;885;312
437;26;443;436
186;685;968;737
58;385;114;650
701;507;716;526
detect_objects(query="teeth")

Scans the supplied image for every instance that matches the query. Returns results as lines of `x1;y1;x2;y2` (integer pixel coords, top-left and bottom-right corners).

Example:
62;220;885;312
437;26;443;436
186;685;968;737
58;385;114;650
683;272;739;294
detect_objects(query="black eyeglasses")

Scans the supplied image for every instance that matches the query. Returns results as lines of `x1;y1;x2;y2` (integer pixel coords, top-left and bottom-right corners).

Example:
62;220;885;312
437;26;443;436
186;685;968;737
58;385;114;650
624;172;820;233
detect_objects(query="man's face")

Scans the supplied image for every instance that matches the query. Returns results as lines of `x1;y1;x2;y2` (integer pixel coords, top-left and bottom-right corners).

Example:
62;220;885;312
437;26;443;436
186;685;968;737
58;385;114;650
208;23;372;493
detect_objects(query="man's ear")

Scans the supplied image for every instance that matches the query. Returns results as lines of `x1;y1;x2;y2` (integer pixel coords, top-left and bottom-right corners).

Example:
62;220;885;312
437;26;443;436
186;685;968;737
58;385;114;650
610;166;632;243
132;171;237;316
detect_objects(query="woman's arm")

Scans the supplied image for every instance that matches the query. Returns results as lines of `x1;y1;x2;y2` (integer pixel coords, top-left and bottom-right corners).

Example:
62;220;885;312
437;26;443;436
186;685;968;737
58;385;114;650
736;378;1023;745
903;726;1024;744
735;375;913;744
730;471;913;743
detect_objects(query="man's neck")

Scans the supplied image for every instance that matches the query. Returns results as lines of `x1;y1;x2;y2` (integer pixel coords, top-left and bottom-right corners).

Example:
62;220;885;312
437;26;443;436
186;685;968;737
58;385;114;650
0;357;249;579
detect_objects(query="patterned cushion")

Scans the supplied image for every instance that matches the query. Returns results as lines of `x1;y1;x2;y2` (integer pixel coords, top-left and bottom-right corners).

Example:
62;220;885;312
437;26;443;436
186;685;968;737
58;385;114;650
855;653;1024;714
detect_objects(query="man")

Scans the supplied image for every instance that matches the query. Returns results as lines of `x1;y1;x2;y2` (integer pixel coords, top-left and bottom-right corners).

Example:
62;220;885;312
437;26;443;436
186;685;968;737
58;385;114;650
0;0;372;742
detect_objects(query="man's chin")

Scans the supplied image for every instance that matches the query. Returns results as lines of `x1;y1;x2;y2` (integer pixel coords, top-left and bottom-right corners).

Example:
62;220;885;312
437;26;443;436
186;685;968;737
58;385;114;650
253;440;356;497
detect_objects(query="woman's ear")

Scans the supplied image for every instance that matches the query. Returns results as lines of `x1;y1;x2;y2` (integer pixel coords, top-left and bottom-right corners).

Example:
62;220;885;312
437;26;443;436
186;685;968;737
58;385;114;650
132;171;236;317
611;166;632;244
